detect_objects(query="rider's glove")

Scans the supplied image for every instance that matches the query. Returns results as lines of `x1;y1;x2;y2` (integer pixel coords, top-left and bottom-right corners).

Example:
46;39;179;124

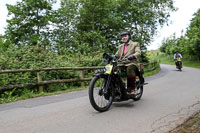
127;55;136;60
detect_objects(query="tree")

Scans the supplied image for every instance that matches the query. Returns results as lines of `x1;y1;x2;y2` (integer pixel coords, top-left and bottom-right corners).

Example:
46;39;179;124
55;0;176;58
76;0;122;52
185;9;200;61
5;0;176;60
5;0;55;46
81;0;176;46
159;33;180;55
50;0;80;53
0;35;11;51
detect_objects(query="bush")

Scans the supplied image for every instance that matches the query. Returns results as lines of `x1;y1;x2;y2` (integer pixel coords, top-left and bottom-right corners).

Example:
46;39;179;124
0;44;105;96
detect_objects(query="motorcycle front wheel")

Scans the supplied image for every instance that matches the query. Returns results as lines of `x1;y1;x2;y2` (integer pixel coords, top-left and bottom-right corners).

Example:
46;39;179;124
178;62;182;71
89;75;113;112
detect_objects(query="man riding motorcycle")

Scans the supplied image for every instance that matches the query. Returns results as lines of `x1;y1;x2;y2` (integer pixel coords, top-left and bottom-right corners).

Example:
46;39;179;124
115;30;141;95
174;51;183;68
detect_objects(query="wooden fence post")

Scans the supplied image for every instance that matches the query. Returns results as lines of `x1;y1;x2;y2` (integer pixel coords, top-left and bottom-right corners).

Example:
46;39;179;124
37;72;43;92
79;70;85;87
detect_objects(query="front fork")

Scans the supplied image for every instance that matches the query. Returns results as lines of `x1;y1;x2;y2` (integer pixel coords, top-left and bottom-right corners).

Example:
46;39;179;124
104;74;120;98
103;74;112;94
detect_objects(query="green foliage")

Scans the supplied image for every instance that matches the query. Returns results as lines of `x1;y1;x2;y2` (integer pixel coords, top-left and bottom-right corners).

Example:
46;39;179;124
0;44;104;87
148;50;200;68
0;44;104;102
76;0;121;48
5;0;55;46
143;63;160;77
53;0;176;56
50;0;80;53
3;0;177;60
185;9;200;60
159;33;181;55
0;35;11;51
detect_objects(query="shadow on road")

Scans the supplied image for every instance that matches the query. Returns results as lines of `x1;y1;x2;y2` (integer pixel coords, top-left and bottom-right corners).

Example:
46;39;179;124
172;69;184;72
112;100;135;108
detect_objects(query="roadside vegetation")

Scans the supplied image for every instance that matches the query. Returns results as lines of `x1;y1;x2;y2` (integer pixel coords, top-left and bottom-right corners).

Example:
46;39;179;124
143;62;160;77
170;111;200;133
147;50;200;68
0;86;87;103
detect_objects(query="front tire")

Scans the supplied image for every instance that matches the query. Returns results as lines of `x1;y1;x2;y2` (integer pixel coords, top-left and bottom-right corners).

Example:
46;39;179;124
89;75;113;112
177;61;182;71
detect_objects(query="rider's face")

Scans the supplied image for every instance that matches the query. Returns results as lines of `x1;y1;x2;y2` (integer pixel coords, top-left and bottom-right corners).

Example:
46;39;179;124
122;34;129;43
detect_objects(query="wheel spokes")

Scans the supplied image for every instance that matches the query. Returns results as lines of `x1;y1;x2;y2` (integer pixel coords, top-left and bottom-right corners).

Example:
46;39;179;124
93;81;110;108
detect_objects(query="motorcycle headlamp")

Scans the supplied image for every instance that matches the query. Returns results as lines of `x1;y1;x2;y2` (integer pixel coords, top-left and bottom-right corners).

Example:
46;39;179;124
103;53;113;64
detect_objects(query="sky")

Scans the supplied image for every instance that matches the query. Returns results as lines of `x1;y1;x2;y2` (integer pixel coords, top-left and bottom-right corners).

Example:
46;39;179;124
0;0;200;50
147;0;200;50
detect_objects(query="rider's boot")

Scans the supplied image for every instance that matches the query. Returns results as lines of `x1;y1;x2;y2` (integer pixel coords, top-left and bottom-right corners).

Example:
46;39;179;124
127;75;136;95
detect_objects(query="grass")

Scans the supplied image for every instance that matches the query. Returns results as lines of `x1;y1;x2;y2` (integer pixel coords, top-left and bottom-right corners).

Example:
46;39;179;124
181;60;200;68
0;86;88;104
143;63;160;77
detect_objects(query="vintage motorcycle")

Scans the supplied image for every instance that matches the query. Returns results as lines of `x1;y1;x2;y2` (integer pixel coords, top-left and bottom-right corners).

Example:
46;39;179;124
175;57;182;71
88;53;147;112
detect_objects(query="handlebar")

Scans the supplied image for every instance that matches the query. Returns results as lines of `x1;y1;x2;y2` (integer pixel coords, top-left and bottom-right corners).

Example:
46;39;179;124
103;53;130;64
116;58;129;62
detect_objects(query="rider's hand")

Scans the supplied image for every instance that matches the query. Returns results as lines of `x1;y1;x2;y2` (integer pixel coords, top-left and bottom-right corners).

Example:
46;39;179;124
127;55;136;60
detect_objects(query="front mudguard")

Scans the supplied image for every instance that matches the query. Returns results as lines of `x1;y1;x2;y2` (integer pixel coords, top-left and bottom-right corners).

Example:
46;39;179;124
94;72;109;78
176;61;182;68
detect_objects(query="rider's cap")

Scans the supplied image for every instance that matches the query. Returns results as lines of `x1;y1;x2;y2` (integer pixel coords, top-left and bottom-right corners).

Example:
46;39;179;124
120;30;131;36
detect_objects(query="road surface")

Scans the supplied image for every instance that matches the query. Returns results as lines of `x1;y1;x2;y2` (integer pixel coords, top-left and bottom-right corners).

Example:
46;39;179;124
0;64;200;133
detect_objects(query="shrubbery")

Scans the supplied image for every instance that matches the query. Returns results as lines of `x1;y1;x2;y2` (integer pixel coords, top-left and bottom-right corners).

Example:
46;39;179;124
0;44;105;99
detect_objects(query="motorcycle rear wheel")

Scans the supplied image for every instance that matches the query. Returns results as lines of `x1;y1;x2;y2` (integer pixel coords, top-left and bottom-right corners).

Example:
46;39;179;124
89;75;113;112
133;84;143;101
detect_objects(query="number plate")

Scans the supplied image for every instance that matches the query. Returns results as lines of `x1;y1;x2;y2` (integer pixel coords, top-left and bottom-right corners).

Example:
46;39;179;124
177;58;181;61
104;64;113;74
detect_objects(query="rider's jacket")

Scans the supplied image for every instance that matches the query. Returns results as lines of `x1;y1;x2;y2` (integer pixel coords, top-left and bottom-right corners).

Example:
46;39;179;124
174;53;182;60
115;40;141;67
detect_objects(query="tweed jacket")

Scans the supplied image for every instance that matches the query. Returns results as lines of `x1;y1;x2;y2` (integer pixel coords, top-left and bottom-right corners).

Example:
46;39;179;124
115;40;141;67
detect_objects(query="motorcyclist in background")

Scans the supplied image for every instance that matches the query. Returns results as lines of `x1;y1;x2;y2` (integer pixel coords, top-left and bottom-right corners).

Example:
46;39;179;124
174;51;183;68
115;30;141;95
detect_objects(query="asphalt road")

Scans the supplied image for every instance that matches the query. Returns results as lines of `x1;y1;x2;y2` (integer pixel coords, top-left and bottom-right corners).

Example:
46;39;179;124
0;64;200;133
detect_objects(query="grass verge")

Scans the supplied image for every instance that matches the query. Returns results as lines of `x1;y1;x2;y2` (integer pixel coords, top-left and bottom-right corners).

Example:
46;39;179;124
148;51;200;68
0;86;88;104
144;63;160;77
170;111;200;133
